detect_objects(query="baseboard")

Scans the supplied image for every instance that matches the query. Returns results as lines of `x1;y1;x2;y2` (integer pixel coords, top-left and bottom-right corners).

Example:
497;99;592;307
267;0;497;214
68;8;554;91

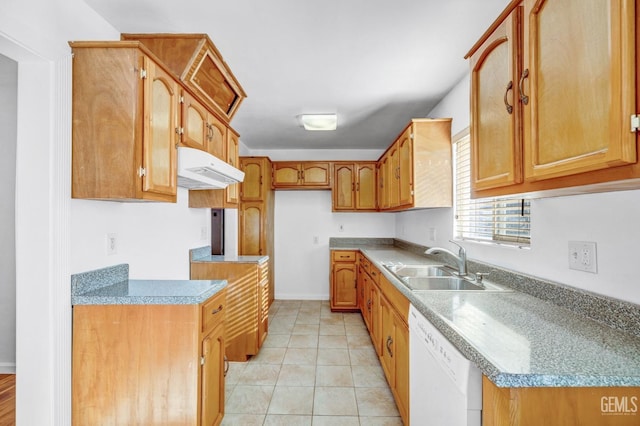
0;362;16;374
274;294;329;301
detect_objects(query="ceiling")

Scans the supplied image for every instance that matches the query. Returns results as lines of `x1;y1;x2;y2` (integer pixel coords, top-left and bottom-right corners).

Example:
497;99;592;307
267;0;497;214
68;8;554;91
85;0;510;151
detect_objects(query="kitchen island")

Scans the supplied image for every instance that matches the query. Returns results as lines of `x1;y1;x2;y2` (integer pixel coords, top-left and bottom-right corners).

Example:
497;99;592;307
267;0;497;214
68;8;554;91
331;238;640;425
71;263;227;426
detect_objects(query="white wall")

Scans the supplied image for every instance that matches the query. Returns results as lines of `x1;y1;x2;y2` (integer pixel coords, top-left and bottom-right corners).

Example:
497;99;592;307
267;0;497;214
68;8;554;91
398;72;640;306
0;53;17;373
274;190;395;299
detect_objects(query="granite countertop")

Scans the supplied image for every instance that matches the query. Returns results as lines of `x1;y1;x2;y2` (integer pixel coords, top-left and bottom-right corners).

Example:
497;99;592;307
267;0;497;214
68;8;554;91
190;246;269;264
71;263;226;305
330;239;640;388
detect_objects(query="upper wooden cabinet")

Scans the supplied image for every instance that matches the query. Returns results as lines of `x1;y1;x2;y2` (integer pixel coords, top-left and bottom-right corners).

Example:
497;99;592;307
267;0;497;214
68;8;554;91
225;128;240;205
332;162;377;211
272;162;332;189
179;90;227;161
70;42;178;202
467;0;639;198
121;33;246;122
378;118;453;210
240;157;271;202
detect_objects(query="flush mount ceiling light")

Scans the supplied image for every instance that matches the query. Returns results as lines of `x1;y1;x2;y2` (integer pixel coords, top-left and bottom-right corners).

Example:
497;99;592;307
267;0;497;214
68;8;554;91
299;113;337;131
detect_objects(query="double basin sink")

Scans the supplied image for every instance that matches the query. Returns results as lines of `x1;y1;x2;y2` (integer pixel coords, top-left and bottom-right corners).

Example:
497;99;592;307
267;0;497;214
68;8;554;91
382;263;508;292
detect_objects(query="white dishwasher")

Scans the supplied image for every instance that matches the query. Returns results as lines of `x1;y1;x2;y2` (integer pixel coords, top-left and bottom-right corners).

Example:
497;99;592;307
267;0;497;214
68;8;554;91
409;304;482;426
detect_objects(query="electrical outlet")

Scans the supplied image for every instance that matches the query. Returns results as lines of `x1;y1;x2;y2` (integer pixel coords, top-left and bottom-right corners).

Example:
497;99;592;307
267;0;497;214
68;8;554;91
106;233;117;255
313;236;319;244
568;241;597;273
339;224;344;233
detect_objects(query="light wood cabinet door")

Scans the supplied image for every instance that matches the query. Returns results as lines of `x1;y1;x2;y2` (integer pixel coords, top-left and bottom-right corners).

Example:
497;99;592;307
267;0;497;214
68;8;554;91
207;113;227;161
143;58;179;198
378;155;390;210
273;162;302;186
398;129;413;206
388;145;400;208
469;5;523;191
379;295;395;387
225;129;240;204
240;158;267;201
330;250;358;311
333;163;356;210
393;312;409;424
355;163;377;210
181;90;209;152
523;0;637;182
201;323;224;426
239;202;264;255
301;162;331;186
369;280;382;357
272;161;331;188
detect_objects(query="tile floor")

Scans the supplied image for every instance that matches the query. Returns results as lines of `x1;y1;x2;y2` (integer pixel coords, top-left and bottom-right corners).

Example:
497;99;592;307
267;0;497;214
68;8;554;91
222;300;403;426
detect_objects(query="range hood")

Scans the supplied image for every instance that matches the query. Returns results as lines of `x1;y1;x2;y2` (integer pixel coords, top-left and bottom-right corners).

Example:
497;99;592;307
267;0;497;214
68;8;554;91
177;147;244;189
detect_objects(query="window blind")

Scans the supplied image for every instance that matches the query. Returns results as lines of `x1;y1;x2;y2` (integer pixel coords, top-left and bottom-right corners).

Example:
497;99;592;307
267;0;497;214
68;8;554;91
454;134;530;246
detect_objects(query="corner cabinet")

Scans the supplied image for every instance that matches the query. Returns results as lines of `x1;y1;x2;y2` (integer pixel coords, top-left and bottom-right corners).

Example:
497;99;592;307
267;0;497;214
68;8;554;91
330;250;358;311
272;161;332;189
467;0;639;198
378;118;453;210
72;290;226;426
70;42;179;202
332;162;377;211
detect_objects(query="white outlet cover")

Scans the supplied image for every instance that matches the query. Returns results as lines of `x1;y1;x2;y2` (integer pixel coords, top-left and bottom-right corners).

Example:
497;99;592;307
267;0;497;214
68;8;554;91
568;241;597;273
106;233;117;255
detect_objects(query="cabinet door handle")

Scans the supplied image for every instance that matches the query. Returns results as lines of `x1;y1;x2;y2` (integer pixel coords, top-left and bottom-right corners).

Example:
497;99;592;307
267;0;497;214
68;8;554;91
386;336;394;357
211;305;224;315
224;355;229;377
518;69;529;105
356;182;360;192
504;80;513;114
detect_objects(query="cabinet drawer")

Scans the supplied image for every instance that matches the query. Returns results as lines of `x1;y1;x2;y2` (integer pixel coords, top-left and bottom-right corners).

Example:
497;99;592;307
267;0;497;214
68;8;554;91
202;291;226;333
332;250;356;262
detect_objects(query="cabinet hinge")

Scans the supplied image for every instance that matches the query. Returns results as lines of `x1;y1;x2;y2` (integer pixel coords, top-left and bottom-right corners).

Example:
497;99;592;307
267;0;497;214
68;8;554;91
200;356;205;366
140;69;147;79
138;167;146;177
632;114;640;132
179;96;185;104
410;132;414;139
175;127;184;135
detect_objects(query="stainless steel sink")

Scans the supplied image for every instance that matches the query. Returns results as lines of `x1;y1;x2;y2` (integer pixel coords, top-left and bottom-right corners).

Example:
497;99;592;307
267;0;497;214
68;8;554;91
403;276;484;291
383;264;453;278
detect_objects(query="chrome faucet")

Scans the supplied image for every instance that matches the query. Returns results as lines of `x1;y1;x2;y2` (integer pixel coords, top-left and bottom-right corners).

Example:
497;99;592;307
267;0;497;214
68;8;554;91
425;241;467;276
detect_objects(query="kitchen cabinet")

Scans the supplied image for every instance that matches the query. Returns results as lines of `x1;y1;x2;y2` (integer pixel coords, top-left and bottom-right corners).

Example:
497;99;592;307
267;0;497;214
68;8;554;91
258;261;269;347
272;161;332;189
467;0;639;198
239;157;275;305
483;376;640;426
180;90;227;161
225;128;240;204
378;118;453;210
191;260;268;361
121;33;246;122
330;250;358;311
72;289;226;425
70;42;179;202
332;162;377;211
377;154;391;210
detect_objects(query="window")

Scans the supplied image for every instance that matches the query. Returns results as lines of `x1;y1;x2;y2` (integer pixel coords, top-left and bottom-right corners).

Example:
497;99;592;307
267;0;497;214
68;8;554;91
454;132;530;246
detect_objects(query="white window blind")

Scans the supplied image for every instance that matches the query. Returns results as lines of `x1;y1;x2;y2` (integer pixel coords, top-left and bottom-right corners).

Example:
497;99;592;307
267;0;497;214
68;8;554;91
454;134;530;246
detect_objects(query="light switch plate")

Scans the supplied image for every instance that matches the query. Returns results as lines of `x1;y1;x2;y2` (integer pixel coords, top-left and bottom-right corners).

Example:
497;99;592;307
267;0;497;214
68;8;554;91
568;241;597;273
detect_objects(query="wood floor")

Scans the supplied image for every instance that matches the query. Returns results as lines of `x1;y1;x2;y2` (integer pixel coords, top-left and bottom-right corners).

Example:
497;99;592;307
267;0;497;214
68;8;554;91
0;374;15;426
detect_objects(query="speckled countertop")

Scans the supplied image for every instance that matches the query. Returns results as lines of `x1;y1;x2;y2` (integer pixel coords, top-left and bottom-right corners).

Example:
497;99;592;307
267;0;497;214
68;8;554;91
71;263;226;305
330;238;640;388
190;246;269;264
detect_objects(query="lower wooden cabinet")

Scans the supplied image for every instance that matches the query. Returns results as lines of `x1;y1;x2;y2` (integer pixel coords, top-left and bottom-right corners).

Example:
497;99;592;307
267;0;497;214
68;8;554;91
330;250;358;311
72;290;226;426
191;260;268;361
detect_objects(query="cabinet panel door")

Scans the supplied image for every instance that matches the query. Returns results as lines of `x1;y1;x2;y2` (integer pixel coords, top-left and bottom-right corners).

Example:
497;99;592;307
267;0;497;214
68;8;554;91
355;163;376;210
523;0;637;181
332;263;357;309
470;7;523;191
241;159;265;201
226;130;240;204
273;163;302;186
389;146;400;208
379;295;395;387
207;114;227;161
398;130;413;206
240;203;263;255
393;313;410;424
333;163;355;210
201;324;224;426
378;155;390;210
181;91;209;152
302;162;331;186
143;59;178;197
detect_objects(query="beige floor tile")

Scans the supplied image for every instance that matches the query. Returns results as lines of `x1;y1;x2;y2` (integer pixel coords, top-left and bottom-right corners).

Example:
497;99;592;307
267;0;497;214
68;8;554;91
351;365;388;388
311;415;360;426
342;313;364;324
358;416;404;425
225;383;235;403
355;387;400;417
296;313;321;325
349;347;380;366
238;363;281;385
264;414;313;426
319;315;343;325
283;348;318;365
315;365;354;387
316;348;350;366
313;386;358;416
268;386;315;415
347;333;374;349
270;318;296;334
220;413;265;425
288;334;319;349
292;324;320;335
345;323;369;335
318;335;348;349
225;385;274;414
225;361;248;385
319;323;346;335
262;334;291;348
277;364;317;386
250;347;287;364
